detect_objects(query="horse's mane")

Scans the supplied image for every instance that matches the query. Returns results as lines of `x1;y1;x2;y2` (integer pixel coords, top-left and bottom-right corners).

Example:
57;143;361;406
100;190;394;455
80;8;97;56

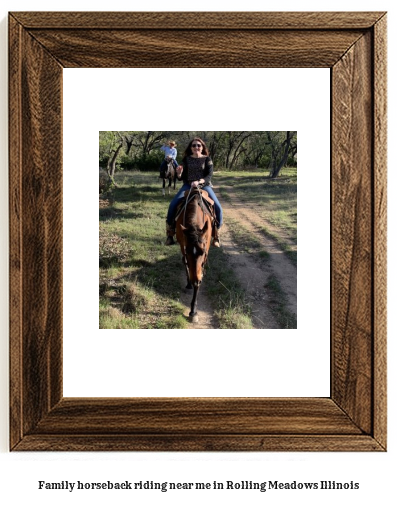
184;194;205;242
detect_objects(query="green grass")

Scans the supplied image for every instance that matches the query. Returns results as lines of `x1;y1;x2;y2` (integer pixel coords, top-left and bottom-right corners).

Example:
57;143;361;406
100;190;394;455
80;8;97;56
265;275;297;329
99;169;296;329
204;247;254;329
226;217;269;258
99;172;189;329
256;223;297;267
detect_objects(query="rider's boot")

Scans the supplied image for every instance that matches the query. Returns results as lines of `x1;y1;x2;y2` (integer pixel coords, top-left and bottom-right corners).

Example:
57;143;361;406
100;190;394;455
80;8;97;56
212;226;220;248
165;222;176;245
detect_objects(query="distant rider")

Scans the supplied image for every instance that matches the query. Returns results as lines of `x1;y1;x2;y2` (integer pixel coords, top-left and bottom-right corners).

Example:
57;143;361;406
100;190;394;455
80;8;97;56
159;140;178;178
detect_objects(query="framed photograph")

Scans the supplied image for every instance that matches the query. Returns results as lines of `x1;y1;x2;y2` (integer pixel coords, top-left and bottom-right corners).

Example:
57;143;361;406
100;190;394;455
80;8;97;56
96;129;299;332
9;11;387;451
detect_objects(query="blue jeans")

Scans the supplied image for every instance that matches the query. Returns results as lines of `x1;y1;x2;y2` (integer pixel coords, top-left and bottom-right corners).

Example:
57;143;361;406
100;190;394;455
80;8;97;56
167;184;223;228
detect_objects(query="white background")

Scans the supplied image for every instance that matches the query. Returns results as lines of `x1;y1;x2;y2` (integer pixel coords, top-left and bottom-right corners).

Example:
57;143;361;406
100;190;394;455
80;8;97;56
63;67;330;397
0;1;395;507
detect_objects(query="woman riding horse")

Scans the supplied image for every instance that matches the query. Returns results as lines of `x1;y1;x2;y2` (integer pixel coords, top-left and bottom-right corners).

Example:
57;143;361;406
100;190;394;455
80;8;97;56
165;137;223;246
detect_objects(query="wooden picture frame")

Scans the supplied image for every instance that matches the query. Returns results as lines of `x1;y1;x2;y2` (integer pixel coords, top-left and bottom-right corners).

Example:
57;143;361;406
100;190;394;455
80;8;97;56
9;11;387;451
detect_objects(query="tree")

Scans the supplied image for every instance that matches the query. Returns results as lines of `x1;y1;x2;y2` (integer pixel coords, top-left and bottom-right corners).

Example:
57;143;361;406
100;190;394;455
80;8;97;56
99;131;136;182
207;131;224;164
99;131;297;178
139;131;165;155
243;131;270;168
267;131;296;178
99;131;123;185
223;131;252;169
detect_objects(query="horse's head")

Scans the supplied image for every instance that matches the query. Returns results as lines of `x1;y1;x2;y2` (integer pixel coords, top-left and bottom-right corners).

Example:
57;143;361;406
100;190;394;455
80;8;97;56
180;220;210;286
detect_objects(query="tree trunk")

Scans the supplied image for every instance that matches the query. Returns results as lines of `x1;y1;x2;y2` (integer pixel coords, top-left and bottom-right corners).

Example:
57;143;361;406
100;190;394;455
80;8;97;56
229;133;251;170
269;131;292;178
107;143;122;184
230;147;247;170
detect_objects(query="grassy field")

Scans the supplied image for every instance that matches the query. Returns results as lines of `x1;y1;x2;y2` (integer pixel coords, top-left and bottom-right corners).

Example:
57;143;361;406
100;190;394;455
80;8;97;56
99;169;297;329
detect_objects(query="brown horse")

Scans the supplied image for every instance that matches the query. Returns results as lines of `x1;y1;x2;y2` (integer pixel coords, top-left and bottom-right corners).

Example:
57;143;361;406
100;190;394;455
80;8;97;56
176;189;214;322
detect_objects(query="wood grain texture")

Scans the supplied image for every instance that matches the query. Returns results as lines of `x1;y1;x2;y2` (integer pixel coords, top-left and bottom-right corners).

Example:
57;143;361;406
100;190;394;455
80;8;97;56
9;16;64;447
31;398;362;435
9;11;387;452
9;14;23;450
332;32;373;434
27;29;363;68
373;15;387;449
11;11;386;29
14;435;382;452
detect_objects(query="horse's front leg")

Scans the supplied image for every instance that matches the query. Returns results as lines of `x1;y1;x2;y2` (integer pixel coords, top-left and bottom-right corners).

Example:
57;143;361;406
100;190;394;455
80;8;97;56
189;285;200;323
182;256;193;290
162;178;165;196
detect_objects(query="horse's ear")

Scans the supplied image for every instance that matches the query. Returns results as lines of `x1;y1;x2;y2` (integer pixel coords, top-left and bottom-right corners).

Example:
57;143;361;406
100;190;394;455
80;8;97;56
179;224;188;233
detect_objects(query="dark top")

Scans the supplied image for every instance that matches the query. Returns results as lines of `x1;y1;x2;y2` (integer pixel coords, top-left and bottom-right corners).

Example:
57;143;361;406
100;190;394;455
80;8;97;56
179;156;213;186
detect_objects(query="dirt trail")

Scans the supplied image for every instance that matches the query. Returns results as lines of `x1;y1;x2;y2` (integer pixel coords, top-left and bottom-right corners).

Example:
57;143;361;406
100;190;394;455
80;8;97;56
179;273;219;329
179;185;297;329
221;187;297;318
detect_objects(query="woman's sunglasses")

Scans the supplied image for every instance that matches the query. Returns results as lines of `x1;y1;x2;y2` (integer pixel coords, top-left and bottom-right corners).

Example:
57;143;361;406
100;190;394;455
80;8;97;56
192;143;202;148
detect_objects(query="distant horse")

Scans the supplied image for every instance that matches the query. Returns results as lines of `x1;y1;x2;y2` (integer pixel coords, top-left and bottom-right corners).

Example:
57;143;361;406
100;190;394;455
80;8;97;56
162;156;177;196
176;188;214;322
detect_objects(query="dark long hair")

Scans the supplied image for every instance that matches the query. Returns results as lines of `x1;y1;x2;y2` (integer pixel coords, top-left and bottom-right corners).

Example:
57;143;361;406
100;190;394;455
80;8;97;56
183;137;209;158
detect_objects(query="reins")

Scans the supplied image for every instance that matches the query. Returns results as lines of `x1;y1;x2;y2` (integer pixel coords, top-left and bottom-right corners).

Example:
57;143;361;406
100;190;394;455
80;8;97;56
182;187;194;227
196;187;209;266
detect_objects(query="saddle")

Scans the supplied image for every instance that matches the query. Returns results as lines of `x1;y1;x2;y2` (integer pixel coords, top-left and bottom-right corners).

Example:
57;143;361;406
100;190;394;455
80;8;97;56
185;188;214;206
175;188;215;223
